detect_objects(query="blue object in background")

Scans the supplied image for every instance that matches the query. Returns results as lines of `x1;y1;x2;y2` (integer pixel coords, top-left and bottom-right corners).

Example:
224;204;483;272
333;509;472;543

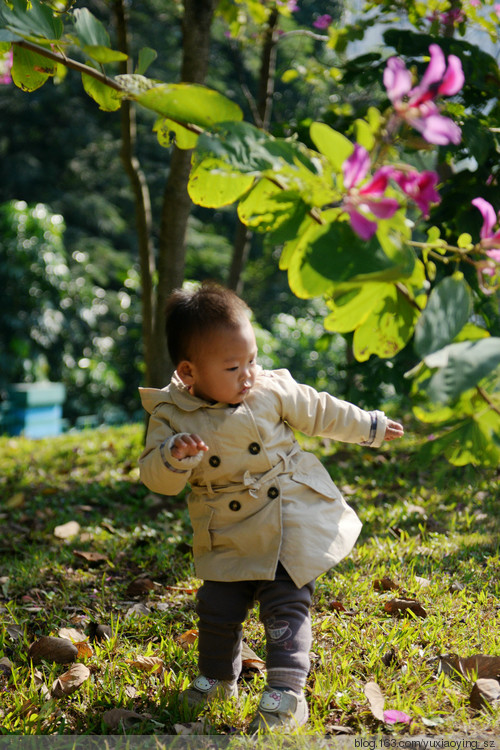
0;383;66;438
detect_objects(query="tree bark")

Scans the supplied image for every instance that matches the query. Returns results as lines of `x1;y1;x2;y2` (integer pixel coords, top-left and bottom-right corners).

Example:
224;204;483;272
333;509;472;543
227;8;279;295
151;0;217;387
113;0;156;386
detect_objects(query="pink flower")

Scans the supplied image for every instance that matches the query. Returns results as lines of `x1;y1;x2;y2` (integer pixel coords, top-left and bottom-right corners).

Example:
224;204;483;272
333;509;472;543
384;45;464;145
392;170;441;216
0;49;13;85
472;197;500;275
342;145;400;240
313;14;332;29
495;3;500;17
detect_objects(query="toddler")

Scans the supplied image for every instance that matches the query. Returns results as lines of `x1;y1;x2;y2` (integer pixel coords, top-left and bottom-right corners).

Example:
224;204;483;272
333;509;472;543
139;282;403;732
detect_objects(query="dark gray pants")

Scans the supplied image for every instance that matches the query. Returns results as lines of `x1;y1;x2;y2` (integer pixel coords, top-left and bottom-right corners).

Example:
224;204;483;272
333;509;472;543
195;562;314;692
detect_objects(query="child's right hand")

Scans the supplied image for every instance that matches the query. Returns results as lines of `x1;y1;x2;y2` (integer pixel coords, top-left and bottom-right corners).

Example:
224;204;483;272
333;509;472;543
171;433;209;459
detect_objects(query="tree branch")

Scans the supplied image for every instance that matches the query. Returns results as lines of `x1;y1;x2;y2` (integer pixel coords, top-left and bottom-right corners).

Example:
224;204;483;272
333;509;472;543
15;38;124;91
477;386;500;417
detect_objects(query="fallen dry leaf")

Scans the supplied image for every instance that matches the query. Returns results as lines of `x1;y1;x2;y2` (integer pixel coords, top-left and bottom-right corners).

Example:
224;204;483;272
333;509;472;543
5;492;25;509
57;627;87;643
54;521;81;539
102;708;150;730
364;681;385;721
28;636;78;665
165;584;198;594
126;577;157;597
374;577;399;592
178;629;198;650
6;624;24;641
440;654;500;681
125;602;151;618
470;679;500;711
384;598;427;618
174;721;211;735
51;663;91;698
126;655;164;674
0;656;13;677
73;550;109;566
75;641;93;659
241;641;265;676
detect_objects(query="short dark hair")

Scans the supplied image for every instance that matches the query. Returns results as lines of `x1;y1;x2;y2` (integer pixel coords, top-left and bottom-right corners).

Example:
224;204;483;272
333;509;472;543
165;282;251;365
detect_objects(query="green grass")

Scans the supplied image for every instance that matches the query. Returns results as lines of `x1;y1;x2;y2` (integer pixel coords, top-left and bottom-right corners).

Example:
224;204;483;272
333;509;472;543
0;424;499;740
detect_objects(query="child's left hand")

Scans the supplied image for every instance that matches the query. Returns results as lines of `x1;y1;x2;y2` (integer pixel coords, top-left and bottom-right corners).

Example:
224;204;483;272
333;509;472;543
384;420;404;441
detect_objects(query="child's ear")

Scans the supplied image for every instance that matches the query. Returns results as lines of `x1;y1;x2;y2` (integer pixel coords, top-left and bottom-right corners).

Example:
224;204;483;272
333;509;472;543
177;360;195;385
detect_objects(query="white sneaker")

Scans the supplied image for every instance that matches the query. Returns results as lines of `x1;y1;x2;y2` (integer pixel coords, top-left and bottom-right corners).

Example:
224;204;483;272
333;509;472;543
179;675;238;709
249;687;309;732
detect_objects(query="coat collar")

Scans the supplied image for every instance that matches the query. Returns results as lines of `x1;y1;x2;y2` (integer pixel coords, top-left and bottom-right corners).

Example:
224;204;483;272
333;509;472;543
139;371;228;414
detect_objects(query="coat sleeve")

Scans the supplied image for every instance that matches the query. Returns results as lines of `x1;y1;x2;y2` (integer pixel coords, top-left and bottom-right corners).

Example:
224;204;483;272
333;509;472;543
269;369;388;448
139;408;203;496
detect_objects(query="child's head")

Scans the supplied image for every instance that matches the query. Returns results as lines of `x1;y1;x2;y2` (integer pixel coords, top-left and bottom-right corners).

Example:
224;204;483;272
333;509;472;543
165;282;258;404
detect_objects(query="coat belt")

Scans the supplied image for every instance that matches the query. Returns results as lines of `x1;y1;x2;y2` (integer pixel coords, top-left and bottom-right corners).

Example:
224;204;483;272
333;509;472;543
190;442;301;499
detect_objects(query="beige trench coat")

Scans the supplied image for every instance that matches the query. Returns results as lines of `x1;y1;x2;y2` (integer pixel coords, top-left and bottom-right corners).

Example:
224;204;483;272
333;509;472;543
139;368;388;588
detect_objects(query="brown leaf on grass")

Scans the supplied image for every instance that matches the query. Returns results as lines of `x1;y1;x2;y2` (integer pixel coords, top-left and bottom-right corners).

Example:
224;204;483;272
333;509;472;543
73;550;109;566
177;629;198;650
57;627;87;643
364;680;385;721
5;492;25;509
440;654;500;681
0;656;13;677
6;624;24;641
241;642;265;676
54;521;81;539
28;636;78;665
126;577;157;597
51;663;91;698
384;599;427;618
102;708;151;730
126;656;164;674
470;679;500;711
75;641;93;659
165;584;198;594
374;577;399;592
174;721;211;736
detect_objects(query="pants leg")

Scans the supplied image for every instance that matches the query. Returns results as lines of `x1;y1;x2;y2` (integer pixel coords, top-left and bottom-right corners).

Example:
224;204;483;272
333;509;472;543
256;562;315;693
195;578;255;681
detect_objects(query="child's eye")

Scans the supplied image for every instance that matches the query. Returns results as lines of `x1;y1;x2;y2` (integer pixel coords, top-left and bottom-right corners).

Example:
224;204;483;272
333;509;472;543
226;366;238;371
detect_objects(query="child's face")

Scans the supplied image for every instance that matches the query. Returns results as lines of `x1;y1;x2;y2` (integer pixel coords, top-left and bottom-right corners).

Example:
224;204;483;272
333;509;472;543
178;317;258;404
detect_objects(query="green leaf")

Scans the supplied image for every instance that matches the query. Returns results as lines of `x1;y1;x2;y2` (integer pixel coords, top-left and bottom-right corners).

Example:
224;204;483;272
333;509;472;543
135;84;243;129
0;29;21;42
136;47;157;76
324;284;383;333
414;275;472;358
309;123;353;171
0;0;63;41
419;413;500;467
82;73;122;111
425;338;500;402
353;118;375;151
154;118;199;150
12;44;56;91
73;8;110;48
237;179;303;234
82;45;128;65
188;159;254;208
352;284;419;361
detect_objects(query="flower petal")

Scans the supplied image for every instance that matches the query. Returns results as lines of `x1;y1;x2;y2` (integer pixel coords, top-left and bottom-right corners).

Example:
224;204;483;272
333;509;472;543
472;197;497;239
346;207;378;240
361;197;400;220
343;144;370;190
383;56;412;103
438;54;464;96
416;113;462;145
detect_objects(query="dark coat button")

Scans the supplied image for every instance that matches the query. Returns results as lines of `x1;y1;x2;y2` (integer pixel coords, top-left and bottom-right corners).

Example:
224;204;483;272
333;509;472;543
249;442;261;455
267;486;279;499
229;500;241;511
209;455;221;468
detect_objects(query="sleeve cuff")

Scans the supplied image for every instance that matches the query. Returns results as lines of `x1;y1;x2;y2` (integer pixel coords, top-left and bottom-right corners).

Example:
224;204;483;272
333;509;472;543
159;434;204;473
360;410;387;448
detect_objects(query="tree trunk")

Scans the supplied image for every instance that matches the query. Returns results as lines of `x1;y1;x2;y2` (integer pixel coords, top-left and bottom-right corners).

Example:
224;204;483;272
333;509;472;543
151;0;217;387
228;8;279;295
113;0;156;386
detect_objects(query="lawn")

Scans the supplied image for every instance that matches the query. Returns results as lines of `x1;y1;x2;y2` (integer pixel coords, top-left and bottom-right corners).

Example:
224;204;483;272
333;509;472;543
0;423;498;742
